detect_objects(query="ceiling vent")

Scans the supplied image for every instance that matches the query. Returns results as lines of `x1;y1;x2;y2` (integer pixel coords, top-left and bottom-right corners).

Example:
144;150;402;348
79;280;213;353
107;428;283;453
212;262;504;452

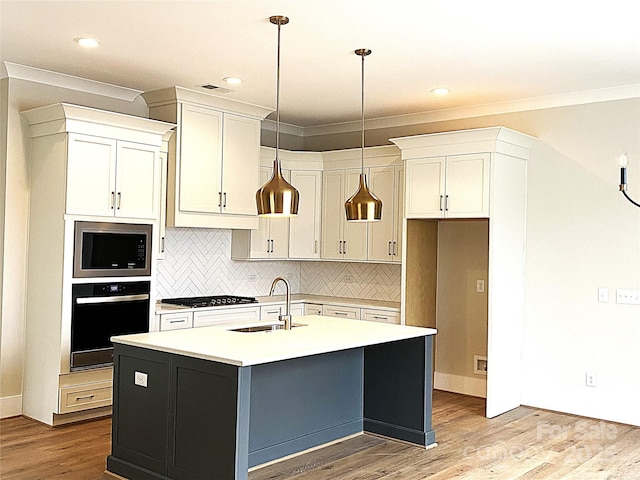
199;84;232;94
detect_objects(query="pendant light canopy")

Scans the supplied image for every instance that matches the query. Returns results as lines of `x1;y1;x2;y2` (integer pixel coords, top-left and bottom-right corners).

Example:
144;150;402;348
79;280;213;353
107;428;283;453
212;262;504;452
345;48;382;222
256;15;300;217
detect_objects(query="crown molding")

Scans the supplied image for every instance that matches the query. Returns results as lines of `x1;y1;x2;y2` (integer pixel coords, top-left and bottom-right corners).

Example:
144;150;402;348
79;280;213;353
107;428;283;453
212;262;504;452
261;118;305;137
301;84;640;137
1;62;143;102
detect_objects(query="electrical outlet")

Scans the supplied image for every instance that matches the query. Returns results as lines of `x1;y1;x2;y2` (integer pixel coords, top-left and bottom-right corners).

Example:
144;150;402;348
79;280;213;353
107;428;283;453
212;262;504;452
474;355;487;375
134;371;148;388
616;289;640;305
598;288;609;303
247;274;257;282
344;275;354;284
586;371;597;387
476;280;485;293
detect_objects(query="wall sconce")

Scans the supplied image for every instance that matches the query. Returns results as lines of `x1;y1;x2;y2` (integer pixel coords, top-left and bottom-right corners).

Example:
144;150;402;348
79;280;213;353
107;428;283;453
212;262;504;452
619;153;640;208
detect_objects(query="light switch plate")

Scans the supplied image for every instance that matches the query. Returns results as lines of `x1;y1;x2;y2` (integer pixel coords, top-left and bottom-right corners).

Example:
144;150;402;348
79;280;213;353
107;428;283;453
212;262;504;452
598;288;609;303
134;371;148;388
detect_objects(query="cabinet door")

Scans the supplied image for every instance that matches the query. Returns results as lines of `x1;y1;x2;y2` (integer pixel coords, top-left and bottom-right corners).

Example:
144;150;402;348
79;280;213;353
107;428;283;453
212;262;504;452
367;166;396;262
260;304;283;321
115;141;161;219
392;166;405;261
321;170;345;260
342;169;368;261
445;153;490;218
179;104;223;213
249;168;272;258
221;113;261;215
66;133;117;216
405;157;445;218
269;216;290;259
289;170;321;259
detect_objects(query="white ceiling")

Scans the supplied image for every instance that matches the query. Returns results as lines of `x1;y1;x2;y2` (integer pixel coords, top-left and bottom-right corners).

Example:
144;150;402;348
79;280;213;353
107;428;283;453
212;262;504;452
1;0;639;128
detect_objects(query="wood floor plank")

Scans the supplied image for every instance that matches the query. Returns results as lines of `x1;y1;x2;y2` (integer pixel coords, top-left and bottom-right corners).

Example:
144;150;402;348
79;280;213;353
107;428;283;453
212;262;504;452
1;390;638;479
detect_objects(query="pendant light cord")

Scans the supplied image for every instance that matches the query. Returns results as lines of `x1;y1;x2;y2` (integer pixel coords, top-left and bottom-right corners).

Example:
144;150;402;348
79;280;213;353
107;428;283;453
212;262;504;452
275;20;281;165
360;51;365;175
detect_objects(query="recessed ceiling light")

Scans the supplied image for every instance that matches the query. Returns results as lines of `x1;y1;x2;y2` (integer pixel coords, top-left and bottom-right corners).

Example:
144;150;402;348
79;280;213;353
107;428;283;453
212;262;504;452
74;37;100;48
223;77;242;85
431;87;449;95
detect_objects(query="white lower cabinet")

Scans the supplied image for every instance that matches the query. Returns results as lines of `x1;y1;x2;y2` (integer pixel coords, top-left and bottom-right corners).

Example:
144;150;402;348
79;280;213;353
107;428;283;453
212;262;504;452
159;311;194;331
261;303;304;320
193;306;260;327
322;304;361;320
304;303;323;316
361;308;400;325
59;381;113;414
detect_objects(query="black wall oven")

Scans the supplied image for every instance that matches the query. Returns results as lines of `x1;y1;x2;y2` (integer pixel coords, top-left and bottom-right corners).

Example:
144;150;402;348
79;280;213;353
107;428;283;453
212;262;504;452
71;281;150;370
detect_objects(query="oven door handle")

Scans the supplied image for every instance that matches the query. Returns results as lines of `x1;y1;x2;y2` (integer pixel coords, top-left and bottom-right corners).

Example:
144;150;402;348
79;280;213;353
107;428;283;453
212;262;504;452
76;294;150;305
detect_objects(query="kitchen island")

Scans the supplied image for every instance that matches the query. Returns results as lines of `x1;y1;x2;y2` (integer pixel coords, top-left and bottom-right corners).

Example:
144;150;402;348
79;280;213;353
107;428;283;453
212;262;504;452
107;316;437;480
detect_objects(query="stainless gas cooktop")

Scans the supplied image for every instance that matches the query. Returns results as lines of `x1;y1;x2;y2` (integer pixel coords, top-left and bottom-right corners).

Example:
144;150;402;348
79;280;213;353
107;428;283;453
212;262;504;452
161;295;258;308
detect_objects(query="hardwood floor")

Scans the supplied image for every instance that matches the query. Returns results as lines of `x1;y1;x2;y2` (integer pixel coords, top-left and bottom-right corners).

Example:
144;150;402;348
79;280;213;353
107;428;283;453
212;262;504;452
1;391;638;479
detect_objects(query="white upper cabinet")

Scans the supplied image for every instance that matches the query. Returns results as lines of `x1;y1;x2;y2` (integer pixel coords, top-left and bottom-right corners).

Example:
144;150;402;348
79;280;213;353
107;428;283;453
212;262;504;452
367;165;404;262
67;135;161;219
231;167;290;260
404;153;489;219
288;170;322;259
22;104;172;222
321;169;368;261
142;87;272;230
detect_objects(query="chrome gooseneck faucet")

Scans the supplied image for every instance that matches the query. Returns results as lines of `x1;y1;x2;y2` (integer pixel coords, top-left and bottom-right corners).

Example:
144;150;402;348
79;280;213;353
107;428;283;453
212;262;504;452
269;276;292;330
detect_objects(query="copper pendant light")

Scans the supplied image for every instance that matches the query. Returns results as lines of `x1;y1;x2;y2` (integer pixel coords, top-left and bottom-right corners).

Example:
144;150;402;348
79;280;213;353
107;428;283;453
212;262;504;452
345;48;382;222
256;15;300;217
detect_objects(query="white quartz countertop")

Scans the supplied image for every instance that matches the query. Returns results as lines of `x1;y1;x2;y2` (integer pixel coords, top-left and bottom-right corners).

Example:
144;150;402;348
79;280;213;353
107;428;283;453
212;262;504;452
112;315;435;367
155;295;400;314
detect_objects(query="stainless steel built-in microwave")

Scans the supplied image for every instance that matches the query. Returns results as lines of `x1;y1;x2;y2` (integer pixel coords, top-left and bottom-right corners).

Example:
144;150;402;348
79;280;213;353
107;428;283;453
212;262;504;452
73;221;152;278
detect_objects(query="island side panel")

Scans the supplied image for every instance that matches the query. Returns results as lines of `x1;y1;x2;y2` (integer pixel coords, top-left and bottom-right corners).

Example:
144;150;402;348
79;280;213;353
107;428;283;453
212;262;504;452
248;348;364;467
363;336;435;446
168;354;244;480
108;344;171;478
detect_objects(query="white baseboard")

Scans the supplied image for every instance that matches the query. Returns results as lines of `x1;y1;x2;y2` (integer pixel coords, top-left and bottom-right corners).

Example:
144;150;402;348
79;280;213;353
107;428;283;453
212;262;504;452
434;372;487;398
0;395;23;418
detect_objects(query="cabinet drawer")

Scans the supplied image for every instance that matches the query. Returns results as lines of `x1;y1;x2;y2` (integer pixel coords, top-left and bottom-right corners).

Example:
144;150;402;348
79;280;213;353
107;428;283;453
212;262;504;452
361;308;400;324
59;381;112;414
304;303;323;316
160;312;194;331
194;306;260;327
261;305;283;321
323;305;360;320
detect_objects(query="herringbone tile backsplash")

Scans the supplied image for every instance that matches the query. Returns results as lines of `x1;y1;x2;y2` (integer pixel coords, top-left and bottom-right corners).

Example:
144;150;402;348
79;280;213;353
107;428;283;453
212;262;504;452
156;228;401;302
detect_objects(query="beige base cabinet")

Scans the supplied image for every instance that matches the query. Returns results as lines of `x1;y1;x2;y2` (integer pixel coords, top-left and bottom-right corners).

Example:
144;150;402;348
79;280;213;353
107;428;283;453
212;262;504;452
143;86;272;229
20;103;173;426
392;126;534;419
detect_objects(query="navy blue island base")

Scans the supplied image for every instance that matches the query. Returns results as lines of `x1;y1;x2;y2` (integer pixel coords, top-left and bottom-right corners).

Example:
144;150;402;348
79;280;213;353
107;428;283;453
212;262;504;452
107;335;434;480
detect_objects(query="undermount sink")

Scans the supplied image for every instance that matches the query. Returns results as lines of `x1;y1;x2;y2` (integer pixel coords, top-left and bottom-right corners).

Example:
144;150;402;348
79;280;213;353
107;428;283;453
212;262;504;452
230;323;306;333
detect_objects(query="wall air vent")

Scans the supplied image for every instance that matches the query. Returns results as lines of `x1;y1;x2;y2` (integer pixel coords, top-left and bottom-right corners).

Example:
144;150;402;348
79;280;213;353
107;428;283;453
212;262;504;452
199;84;232;94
